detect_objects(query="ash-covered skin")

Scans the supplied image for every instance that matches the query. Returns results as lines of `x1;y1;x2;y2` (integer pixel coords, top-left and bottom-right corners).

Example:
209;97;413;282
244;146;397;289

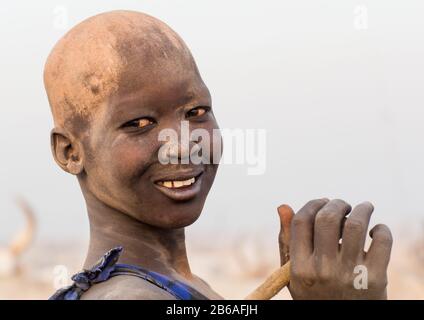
45;10;219;230
45;10;222;299
44;10;392;300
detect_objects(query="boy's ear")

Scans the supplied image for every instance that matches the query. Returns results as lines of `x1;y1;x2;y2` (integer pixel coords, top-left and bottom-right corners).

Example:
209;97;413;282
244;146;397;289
50;128;84;175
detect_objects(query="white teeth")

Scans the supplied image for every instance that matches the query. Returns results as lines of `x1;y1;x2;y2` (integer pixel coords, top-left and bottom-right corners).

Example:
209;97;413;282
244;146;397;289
173;181;184;188
159;177;196;189
183;178;195;186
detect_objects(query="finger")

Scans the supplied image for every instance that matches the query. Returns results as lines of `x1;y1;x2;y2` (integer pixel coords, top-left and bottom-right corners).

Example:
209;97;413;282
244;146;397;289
365;224;393;271
314;199;352;259
290;198;329;261
340;201;374;262
278;204;294;265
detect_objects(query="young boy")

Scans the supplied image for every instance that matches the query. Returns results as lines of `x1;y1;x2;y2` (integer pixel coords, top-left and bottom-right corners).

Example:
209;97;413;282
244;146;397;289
44;10;392;300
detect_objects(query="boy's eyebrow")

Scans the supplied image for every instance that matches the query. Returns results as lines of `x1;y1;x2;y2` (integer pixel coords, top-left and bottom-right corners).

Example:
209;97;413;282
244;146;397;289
104;91;210;126
183;86;212;106
107;103;159;126
180;90;196;105
110;86;211;111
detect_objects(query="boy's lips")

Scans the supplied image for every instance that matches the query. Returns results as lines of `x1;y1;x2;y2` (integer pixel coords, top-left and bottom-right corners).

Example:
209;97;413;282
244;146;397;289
152;171;204;201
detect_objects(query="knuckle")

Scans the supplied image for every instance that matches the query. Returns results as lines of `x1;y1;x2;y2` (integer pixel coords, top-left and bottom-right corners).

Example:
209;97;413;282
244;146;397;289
344;219;365;234
291;267;315;286
317;269;332;283
342;274;354;287
315;210;339;225
292;215;308;228
367;275;387;289
290;264;303;278
367;275;377;288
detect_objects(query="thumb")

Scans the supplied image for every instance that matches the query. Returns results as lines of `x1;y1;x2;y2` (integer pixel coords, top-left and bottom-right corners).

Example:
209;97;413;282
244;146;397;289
278;204;294;266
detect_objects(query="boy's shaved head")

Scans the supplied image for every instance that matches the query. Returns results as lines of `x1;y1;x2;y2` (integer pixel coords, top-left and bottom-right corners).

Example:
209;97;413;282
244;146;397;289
44;10;199;131
45;9;219;231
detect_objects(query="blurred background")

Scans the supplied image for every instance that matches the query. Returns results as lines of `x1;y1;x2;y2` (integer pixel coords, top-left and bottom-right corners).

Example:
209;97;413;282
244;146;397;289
0;0;423;299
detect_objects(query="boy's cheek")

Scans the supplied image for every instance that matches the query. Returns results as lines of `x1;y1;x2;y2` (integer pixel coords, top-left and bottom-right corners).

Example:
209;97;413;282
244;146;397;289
191;122;221;164
209;129;223;164
108;141;154;180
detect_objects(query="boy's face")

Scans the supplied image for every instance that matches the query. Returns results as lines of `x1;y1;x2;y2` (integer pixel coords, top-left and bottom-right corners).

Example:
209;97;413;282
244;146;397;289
80;60;220;229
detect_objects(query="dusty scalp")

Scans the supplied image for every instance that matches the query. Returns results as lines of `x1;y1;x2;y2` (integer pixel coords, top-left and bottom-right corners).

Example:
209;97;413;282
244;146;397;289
44;10;191;129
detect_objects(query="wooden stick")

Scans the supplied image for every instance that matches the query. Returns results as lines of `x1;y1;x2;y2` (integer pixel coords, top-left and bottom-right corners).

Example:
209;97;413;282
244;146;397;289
245;261;290;300
245;204;293;300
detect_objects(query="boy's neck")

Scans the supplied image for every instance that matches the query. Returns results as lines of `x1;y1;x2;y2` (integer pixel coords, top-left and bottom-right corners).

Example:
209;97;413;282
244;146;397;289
82;189;193;280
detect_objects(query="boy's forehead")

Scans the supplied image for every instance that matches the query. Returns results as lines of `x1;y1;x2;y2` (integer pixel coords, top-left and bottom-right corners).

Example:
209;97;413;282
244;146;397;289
98;72;210;128
110;60;209;107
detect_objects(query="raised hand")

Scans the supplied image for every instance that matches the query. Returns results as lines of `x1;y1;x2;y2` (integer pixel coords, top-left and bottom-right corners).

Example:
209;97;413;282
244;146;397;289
278;199;393;300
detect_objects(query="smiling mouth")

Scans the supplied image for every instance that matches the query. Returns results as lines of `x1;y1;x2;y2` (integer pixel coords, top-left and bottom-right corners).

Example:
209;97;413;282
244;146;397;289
156;176;197;189
153;172;203;201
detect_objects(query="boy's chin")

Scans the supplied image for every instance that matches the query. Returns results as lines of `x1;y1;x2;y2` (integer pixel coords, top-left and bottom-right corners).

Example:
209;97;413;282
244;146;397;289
147;214;201;229
135;208;203;229
160;216;200;229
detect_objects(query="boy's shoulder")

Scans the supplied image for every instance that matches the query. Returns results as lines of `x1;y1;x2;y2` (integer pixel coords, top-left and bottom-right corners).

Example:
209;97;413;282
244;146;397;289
80;275;176;300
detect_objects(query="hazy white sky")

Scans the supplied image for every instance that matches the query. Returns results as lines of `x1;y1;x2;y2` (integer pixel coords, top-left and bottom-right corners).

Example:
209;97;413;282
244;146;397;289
0;1;423;244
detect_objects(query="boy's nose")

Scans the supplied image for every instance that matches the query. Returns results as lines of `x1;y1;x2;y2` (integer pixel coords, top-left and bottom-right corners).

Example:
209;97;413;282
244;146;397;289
157;120;205;164
169;140;197;162
158;138;201;164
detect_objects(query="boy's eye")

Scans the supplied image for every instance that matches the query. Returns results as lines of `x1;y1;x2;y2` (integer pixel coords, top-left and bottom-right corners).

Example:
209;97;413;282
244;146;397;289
135;118;154;128
186;106;210;118
123;117;155;129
